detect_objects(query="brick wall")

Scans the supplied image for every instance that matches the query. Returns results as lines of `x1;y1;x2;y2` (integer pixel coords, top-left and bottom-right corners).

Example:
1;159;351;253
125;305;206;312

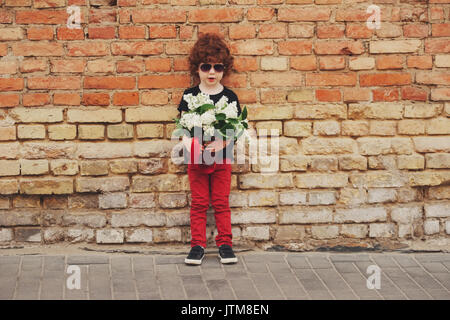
0;0;449;250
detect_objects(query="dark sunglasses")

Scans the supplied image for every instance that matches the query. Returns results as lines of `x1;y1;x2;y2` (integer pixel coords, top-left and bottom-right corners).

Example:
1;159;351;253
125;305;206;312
199;63;225;72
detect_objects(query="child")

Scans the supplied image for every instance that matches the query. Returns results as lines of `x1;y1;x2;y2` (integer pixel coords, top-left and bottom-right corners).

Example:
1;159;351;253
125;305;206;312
177;33;241;265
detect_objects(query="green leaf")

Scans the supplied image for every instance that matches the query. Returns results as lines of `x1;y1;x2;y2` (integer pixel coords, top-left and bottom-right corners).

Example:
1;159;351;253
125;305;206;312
215;113;226;121
194;103;215;114
241;106;248;120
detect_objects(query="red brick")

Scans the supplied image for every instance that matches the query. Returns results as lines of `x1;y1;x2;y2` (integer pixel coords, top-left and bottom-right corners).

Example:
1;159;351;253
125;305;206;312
432;23;450;36
278;41;312;55
138;75;190;89
278;8;331;21
113;91;139;106
247;8;275;21
88;27;116;39
403;24;429;38
27;27;54;40
82;93;110;106
360;73;411;86
0;94;20;107
229;24;256;39
230;40;274;55
314;41;365;55
132;8;186;23
372;88;400;102
28;77;81;90
111;42;163;56
290;56;317;71
145;58;171;72
306;73;357;86
346;24;373;39
51;59;85;73
23;93;51;107
53;93;80;106
67;42;109;56
84;77;136;90
0;78;24;91
180;25;194;39
189;8;243;22
316;89;342;102
376;55;404;70
401;86;428;101
12;42;64;56
317;25;345;38
16;10;72;24
258;24;286;39
233;57;258;72
319;56;345;70
149;25;176;38
0;9;13;23
117;59;145;73
407;55;433;69
57;27;85;40
119;26;146;39
425;39;450;53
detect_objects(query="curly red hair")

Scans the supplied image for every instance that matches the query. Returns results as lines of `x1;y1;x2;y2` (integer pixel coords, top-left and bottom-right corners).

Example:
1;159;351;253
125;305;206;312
188;33;234;84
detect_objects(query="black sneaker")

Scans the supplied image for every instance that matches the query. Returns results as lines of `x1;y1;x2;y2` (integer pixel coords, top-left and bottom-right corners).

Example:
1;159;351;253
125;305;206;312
184;245;205;265
218;244;238;264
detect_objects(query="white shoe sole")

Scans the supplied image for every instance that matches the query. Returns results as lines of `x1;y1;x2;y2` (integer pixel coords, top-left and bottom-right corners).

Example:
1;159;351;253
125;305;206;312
218;254;238;264
185;256;204;265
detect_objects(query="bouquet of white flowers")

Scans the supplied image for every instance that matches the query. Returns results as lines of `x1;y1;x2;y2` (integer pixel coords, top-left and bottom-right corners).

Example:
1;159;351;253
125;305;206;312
173;92;249;143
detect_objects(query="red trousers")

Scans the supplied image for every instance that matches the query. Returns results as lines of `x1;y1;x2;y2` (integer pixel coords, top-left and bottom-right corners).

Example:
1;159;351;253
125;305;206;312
187;145;233;248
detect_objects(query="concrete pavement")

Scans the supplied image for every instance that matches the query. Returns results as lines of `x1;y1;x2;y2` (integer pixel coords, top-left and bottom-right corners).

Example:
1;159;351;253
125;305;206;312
0;248;449;300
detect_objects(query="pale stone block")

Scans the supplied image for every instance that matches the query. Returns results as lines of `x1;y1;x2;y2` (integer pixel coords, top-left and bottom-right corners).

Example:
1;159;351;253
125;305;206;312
424;220;440;235
367;188;396;203
110;211;165;227
424;202;450;218
308;190;336;205
68;109;122;123
96;229;124;244
311;225;339;239
334;207;387;223
313;120;340;136
99;192;127;209
231;208;276;224
284;120;311;137
248;190;278;206
48;124;77;140
279;191;307;205
20;159;48;175
125;228;153;243
50;159;79;175
78;125;105;140
0;160;20;176
369;223;395;237
340;224;368;238
17;125;45;139
279;207;333;224
242;226;270;240
391;206;423;224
